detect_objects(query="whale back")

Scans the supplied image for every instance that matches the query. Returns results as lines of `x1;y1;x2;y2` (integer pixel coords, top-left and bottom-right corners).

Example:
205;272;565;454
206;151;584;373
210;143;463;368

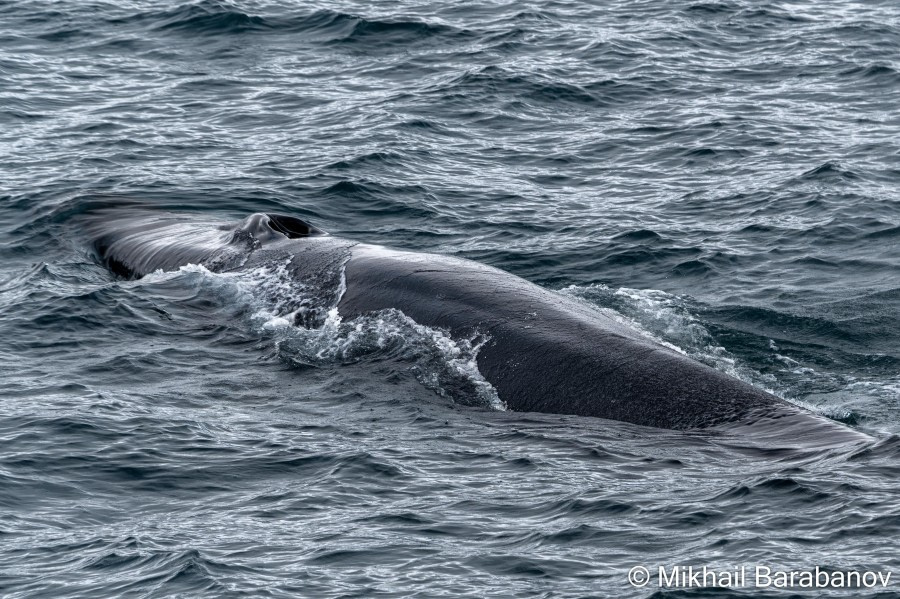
337;244;870;442
82;210;869;442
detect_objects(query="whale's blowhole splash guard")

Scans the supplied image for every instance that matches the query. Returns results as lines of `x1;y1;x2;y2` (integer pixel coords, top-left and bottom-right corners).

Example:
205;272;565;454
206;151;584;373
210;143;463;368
237;213;328;242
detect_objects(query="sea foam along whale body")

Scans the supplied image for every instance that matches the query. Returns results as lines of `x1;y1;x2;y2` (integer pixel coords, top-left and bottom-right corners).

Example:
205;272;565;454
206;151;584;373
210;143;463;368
87;210;869;444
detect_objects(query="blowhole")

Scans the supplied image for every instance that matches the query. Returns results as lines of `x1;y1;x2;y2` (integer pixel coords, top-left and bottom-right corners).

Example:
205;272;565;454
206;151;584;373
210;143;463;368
267;214;327;238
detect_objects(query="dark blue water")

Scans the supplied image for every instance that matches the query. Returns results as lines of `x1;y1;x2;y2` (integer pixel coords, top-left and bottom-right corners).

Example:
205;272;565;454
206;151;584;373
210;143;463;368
2;1;899;597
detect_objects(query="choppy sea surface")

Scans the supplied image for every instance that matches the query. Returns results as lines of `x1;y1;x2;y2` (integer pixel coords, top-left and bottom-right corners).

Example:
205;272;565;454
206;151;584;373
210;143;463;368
2;0;900;597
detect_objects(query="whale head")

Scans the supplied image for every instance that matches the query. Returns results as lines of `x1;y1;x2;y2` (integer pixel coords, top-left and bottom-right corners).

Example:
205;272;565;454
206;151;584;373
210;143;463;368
86;210;328;278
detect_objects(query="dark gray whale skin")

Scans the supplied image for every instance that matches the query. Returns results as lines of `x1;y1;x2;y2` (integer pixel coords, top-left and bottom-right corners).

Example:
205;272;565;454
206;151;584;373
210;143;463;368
87;211;869;444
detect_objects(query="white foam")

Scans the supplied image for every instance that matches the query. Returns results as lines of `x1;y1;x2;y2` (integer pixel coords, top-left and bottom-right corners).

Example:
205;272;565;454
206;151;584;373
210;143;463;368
561;283;756;379
137;259;503;410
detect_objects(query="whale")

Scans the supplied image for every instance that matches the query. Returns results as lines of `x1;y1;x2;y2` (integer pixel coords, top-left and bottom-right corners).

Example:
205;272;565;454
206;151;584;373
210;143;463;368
86;210;868;444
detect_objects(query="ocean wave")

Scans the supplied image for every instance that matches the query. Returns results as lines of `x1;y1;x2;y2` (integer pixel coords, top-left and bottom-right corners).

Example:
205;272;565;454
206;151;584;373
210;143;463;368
798;161;861;182
316;11;469;46
428;66;659;109
105;1;469;47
